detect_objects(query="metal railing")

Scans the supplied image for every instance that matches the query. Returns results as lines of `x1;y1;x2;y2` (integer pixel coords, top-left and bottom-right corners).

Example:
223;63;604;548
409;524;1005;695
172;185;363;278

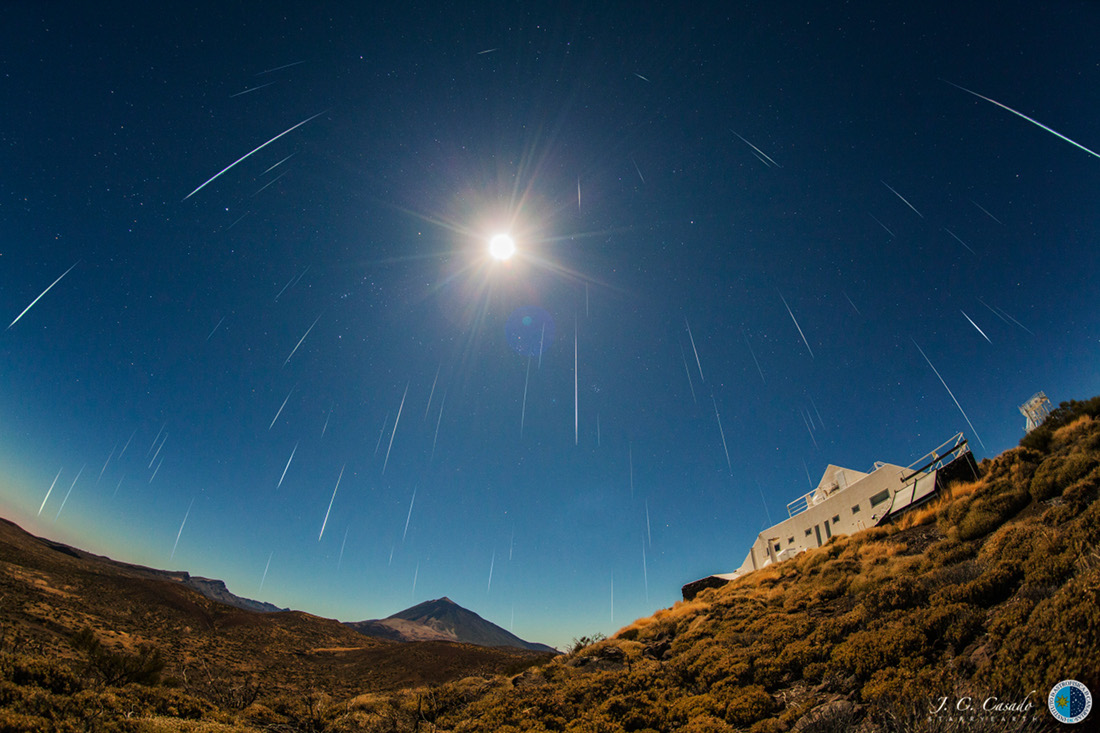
900;432;969;483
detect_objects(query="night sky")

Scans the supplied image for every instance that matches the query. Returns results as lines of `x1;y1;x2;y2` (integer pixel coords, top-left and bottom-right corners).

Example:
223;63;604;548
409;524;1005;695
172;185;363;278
2;2;1098;650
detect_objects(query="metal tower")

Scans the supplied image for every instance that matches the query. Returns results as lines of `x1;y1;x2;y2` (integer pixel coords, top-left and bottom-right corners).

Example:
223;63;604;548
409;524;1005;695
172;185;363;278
1019;391;1052;433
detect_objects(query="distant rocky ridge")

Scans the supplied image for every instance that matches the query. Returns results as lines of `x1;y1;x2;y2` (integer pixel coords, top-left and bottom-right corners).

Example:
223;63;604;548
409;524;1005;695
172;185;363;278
348;597;558;653
175;574;287;614
30;530;286;613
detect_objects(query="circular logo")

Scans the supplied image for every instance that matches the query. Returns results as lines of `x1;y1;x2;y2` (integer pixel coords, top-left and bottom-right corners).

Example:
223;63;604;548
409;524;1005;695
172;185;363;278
1049;680;1092;724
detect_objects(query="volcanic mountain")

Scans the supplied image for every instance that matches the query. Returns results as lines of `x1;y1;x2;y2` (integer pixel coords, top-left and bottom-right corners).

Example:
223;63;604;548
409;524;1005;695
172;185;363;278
347;597;557;652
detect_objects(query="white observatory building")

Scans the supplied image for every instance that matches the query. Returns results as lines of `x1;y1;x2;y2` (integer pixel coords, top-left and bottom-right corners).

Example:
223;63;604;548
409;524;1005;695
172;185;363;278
683;433;978;600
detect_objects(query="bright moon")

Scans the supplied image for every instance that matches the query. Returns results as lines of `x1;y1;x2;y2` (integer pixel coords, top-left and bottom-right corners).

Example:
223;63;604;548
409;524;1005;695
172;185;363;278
488;233;516;260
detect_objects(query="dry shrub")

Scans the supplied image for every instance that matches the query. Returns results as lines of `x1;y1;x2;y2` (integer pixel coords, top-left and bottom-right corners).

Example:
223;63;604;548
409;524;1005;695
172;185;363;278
1031;450;1098;501
1051;414;1094;449
861;576;927;615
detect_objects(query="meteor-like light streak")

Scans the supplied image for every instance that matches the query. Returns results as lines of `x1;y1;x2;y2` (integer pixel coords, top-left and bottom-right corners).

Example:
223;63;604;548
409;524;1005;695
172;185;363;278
290;265;310;289
431;391;446;462
171;498;194;560
412;562;419;599
206;316;226;341
55;465;84;521
978;297;1033;334
842;291;862;316
881;180;924;218
944;228;977;255
38;468;63;516
113;474;125;497
971;200;1004;225
642;540;649;603
183;110;326;200
256;60;307;75
634;72;650;82
868;213;895;237
275;269;300;300
97;443;117;485
645;498;652;546
277;441;299;489
338;527;349;570
757;482;774;525
520;357;531;438
538;323;546;370
730;129;780;167
284;313;322;366
577;176;581;211
779;291;815;359
712;396;733;474
147;423;167;458
119;430;136;459
995;304;1034;336
742;330;766;384
226;212;249;230
8;261;79;330
629;443;634;499
801;409;819;449
252;171;287;196
318;464;345;540
679;343;697;402
149;457;164;483
260;551;273;591
477;48;498;55
269;387;294;430
961;310;992;344
374;413;389;455
262;152;296;175
912;339;986;449
945;80;1100;161
631;157;645;183
402;488;416;542
148;433;167;468
382;383;409;475
425;365;441;420
321;403;333;437
684;317;704;381
809;396;825;429
487;550;495;592
229;81;276;98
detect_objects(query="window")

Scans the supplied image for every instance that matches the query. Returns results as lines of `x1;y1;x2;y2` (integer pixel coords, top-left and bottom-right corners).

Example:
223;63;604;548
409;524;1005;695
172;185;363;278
774;543;781;552
788;537;795;544
833;515;840;524
852;504;861;514
805;528;813;537
870;489;891;507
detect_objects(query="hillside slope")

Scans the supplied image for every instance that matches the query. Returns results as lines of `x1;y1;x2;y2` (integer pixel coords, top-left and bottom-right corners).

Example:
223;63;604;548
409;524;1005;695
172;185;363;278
0;516;553;730
2;398;1097;731
355;399;1100;732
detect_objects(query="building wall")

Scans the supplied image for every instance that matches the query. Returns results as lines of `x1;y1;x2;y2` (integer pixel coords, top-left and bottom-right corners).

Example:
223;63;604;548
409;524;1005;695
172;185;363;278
735;462;912;575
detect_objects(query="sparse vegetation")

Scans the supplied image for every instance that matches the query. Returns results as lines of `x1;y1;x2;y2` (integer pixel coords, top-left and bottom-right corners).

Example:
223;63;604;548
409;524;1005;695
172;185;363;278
3;397;1099;730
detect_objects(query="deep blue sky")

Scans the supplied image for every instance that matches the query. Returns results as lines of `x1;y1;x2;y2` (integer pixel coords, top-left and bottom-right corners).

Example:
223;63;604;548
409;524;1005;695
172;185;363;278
2;1;1098;649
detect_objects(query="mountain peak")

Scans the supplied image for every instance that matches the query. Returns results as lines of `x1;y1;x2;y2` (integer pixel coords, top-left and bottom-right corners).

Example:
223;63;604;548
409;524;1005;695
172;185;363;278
350;597;555;652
